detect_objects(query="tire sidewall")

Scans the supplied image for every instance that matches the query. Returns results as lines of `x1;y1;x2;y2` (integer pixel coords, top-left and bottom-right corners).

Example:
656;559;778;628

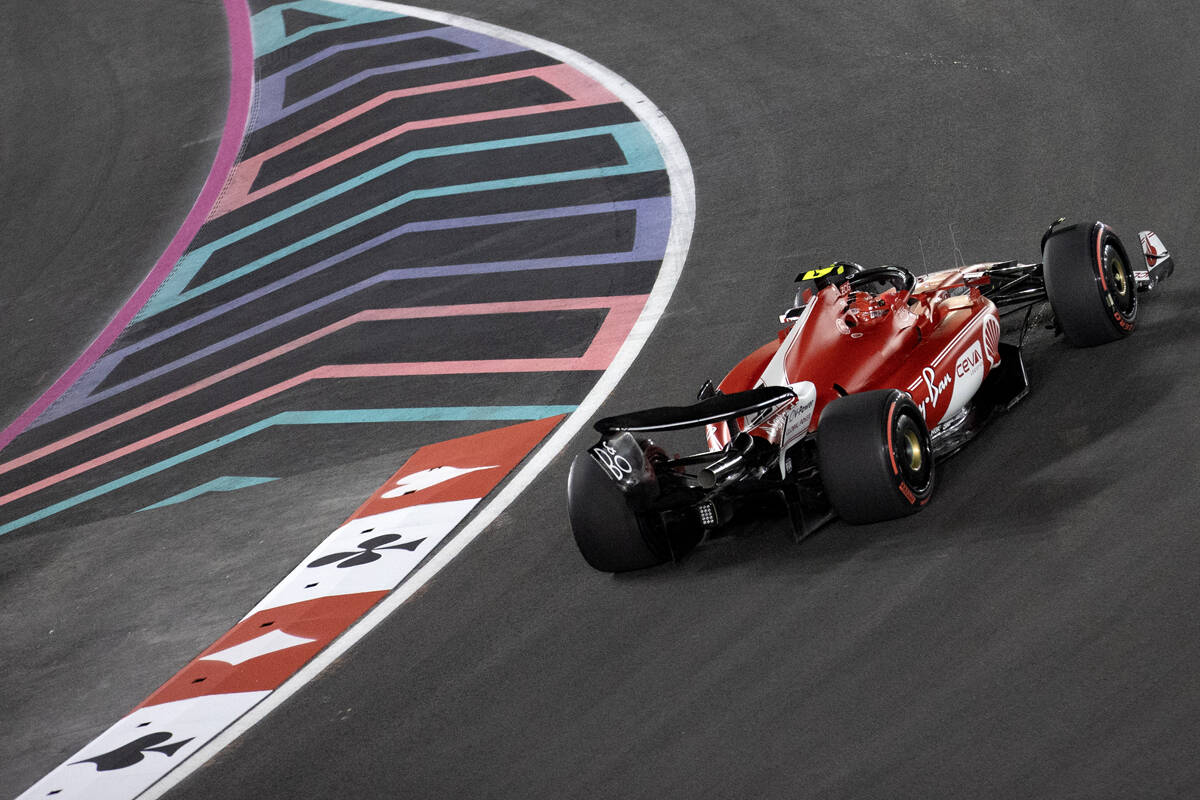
884;393;934;506
1099;226;1138;332
567;451;669;572
817;389;935;524
1043;221;1137;346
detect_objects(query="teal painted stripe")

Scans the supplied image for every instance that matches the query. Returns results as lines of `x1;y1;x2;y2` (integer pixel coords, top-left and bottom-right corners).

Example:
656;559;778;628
136;123;663;320
0;406;573;537
252;1;401;56
137;476;279;512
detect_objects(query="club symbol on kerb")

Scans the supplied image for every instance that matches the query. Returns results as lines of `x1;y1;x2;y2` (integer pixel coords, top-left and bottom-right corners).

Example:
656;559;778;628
74;732;194;771
306;532;425;569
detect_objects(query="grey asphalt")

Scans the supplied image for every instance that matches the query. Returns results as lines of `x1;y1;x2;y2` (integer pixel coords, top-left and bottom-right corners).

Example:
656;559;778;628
0;1;230;429
0;3;233;795
6;0;1200;798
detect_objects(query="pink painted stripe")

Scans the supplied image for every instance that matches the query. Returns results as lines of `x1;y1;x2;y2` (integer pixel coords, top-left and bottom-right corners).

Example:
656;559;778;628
0;0;256;455
0;296;647;505
210;63;617;217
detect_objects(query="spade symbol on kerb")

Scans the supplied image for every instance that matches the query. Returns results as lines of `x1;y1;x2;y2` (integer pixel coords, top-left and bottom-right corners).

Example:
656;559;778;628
74;732;194;771
306;532;425;569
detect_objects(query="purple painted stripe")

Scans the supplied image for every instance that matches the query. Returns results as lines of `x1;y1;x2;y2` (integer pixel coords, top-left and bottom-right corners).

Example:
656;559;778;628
36;197;670;425
261;28;453;92
0;0;256;455
253;27;526;131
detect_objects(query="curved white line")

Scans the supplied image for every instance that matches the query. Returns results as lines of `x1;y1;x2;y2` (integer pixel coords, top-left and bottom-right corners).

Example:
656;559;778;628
142;3;695;797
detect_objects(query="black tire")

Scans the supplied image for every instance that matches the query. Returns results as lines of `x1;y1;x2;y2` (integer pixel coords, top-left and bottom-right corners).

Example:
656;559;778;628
817;389;935;524
1043;221;1137;347
567;451;670;572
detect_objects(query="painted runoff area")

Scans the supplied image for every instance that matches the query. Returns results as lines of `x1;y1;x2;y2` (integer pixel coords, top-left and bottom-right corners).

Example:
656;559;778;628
14;1;694;798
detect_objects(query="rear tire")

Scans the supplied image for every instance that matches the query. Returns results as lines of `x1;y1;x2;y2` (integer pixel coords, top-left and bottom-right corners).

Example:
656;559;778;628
1043;221;1137;347
567;451;670;572
817;390;934;524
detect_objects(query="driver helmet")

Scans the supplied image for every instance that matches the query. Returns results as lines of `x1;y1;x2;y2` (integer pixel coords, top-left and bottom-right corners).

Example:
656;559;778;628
793;261;863;308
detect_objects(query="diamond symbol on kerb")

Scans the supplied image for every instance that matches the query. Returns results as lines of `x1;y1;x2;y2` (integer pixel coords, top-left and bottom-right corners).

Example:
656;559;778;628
380;465;496;498
200;630;318;666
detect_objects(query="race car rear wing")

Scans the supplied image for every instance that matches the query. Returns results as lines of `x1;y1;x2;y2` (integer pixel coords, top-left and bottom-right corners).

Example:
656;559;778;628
594;385;796;435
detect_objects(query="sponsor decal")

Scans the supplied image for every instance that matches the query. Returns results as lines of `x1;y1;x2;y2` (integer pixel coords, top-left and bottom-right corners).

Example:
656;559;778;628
911;308;995;423
591;441;634;480
783;397;816;447
956;341;983;378
762;395;815;451
919;366;952;415
917;341;983;420
983;315;1000;367
754;382;816;453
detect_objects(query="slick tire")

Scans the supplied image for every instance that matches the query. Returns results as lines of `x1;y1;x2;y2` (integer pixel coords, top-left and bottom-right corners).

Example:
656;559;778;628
567;451;669;573
1043;221;1137;347
817;389;935;524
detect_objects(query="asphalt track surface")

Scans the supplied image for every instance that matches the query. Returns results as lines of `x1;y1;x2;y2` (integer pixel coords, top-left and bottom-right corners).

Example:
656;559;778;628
1;1;230;794
6;1;1200;799
0;2;230;436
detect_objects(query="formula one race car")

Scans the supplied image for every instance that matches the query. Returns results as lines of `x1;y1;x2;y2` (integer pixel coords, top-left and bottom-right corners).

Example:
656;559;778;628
568;219;1176;572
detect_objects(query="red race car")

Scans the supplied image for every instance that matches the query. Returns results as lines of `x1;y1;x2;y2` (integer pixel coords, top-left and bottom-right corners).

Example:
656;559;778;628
568;219;1176;572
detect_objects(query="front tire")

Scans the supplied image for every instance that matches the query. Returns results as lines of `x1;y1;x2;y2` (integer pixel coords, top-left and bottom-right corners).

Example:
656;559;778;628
1043;221;1137;346
567;452;670;572
817;390;935;524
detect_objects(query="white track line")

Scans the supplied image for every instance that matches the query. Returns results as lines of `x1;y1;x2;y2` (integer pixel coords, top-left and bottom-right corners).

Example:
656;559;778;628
142;3;695;797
